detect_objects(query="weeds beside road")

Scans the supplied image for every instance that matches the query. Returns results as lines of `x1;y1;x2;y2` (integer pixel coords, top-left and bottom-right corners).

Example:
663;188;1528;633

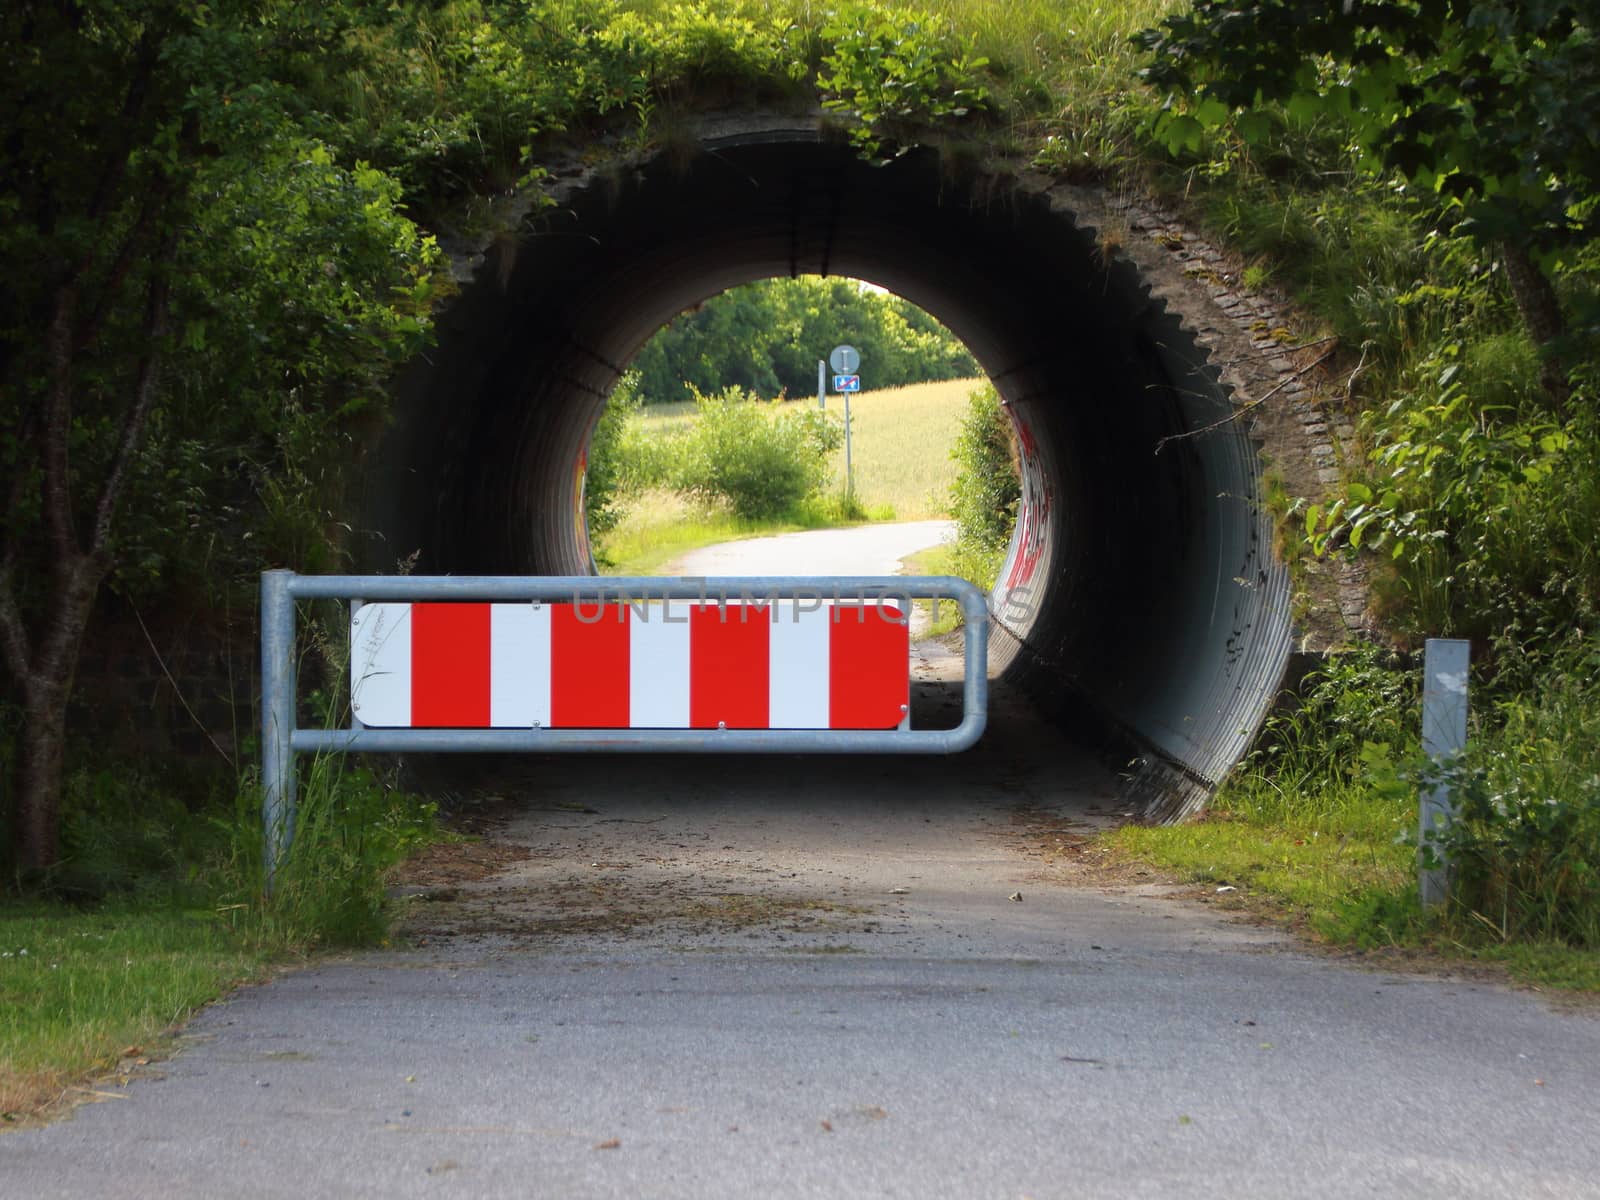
1110;646;1600;993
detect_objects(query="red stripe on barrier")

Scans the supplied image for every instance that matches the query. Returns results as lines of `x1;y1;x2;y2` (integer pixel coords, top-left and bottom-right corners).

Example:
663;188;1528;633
690;603;771;729
550;603;630;728
829;603;909;729
411;603;491;727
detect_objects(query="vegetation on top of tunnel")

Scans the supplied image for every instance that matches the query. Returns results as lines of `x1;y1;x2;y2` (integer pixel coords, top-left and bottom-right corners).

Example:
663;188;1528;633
4;0;1600;984
2;0;1152;882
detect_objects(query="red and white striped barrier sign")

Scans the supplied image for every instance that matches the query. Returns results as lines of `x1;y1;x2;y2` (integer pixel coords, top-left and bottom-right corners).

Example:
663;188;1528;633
349;600;909;730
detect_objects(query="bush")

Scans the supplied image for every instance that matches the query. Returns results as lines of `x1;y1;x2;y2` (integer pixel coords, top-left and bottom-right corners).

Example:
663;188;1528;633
1255;646;1419;786
673;387;842;519
46;764;231;903
946;383;1019;587
1308;363;1600;649
1430;637;1600;949
585;371;644;541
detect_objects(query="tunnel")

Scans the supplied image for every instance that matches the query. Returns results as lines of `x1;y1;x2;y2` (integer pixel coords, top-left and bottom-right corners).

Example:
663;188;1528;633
363;119;1294;820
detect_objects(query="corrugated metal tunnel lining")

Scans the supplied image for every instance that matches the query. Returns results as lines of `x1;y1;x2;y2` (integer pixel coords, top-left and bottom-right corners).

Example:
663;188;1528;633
368;130;1293;819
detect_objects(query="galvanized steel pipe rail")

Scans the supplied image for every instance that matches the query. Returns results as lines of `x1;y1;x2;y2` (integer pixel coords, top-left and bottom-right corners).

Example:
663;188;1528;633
260;570;989;885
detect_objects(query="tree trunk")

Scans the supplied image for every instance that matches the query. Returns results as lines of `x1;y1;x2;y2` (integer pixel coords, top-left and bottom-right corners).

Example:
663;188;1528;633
1500;241;1571;408
8;555;105;875
15;679;70;874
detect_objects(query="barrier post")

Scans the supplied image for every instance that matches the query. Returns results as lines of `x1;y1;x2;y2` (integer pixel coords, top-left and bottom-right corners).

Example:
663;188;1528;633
1419;637;1470;908
260;569;298;892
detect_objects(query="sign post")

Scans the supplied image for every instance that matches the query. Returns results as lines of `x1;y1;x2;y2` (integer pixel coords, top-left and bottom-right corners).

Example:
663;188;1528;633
845;389;853;498
829;346;862;499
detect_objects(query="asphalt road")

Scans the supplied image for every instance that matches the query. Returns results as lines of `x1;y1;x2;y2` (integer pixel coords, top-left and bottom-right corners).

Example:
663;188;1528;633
662;519;955;578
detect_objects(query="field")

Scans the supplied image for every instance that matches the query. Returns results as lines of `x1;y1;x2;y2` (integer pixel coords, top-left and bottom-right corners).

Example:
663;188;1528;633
625;375;984;518
820;377;982;519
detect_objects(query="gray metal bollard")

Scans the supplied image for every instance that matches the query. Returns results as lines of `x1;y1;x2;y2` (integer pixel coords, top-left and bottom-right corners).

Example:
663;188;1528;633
260;569;298;892
1419;637;1470;908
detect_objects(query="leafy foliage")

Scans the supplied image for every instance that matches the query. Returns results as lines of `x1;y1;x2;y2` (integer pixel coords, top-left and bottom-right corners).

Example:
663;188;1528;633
818;3;992;160
945;384;1019;588
1305;355;1600;642
671;388;844;520
584;371;644;544
1137;2;1600;264
629;277;978;406
1243;646;1420;794
0;0;441;872
1424;636;1600;948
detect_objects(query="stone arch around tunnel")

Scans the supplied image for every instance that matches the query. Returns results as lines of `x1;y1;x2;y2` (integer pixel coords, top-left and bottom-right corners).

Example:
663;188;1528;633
364;116;1296;820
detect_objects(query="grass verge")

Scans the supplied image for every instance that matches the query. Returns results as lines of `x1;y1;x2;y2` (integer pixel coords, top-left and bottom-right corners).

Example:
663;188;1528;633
1107;781;1600;994
900;543;971;636
596;487;892;576
1;748;445;1126
0;903;269;1123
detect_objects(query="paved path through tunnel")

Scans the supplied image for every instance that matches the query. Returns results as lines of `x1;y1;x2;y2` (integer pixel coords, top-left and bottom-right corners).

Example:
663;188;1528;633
6;670;1600;1198
661;518;955;580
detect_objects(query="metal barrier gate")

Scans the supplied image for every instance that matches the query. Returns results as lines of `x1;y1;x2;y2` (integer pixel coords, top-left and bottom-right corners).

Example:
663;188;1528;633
260;571;989;881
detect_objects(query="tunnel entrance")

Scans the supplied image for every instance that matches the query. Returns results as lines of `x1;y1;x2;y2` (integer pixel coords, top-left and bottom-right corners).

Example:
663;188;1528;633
366;122;1293;819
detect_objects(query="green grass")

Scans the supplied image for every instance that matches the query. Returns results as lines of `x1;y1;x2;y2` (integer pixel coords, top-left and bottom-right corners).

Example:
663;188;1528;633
901;543;979;636
599;377;980;573
595;488;878;576
627;377;980;522
1109;778;1414;931
1109;773;1600;992
0;750;445;1123
0;903;267;1120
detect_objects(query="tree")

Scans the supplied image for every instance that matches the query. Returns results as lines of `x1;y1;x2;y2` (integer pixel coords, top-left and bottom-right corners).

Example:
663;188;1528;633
629;277;978;404
1136;0;1600;402
0;1;436;874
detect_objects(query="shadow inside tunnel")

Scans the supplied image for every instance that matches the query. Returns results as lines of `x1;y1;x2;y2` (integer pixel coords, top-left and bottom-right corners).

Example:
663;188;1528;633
397;672;1124;838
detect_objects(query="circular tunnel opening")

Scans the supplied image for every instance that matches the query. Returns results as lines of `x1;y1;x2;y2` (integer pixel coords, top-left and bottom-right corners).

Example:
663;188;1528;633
369;127;1293;817
583;274;994;589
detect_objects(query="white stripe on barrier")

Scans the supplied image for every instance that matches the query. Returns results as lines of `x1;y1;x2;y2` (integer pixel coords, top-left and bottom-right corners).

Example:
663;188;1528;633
630;599;692;728
490;602;551;728
769;600;830;729
350;603;413;727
